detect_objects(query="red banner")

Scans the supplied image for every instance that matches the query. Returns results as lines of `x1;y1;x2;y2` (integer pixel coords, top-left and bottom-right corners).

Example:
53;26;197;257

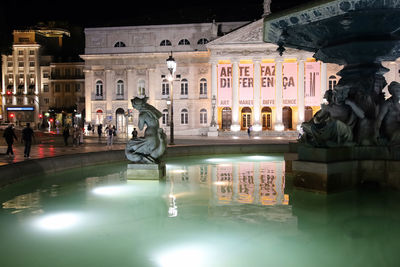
260;63;276;106
217;64;232;107
238;64;254;107
282;62;298;106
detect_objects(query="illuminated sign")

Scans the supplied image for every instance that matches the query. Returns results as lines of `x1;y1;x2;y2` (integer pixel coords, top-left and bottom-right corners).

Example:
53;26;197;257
6;107;34;111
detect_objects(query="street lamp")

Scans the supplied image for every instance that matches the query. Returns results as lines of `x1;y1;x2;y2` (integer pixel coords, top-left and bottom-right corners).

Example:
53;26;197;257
210;95;217;127
166;52;176;145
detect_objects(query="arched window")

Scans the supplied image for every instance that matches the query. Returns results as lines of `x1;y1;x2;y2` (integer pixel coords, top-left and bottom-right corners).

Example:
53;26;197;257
162;79;169;97
197;38;209;45
328;75;337;90
180;78;188;96
114;41;126;47
199;78;207;97
181;108;188;125
200;109;207;124
162;109;169;126
138;79;146;96
160;40;172;46
116;80;124;97
178;39;190;45
95;81;103;96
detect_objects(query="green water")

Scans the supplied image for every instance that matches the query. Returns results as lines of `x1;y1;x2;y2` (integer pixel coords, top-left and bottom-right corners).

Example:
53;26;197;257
1;154;400;267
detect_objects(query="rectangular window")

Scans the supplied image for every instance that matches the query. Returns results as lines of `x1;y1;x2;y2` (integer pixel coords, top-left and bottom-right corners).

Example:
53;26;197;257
18;50;24;55
29;61;35;67
7;62;12;67
29;50;35;55
43;72;49;78
65;84;70;92
43;84;49;92
55;84;61;92
18;62;24;67
75;84;81;92
44;98;49;104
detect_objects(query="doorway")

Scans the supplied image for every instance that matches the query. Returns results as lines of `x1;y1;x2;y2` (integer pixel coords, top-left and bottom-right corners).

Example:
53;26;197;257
116;108;126;133
261;107;272;130
221;107;232;130
304;106;313;122
282;107;292;130
241;107;252;130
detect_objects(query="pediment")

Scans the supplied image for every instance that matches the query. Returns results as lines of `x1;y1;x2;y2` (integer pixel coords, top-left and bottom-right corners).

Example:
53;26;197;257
208;19;265;46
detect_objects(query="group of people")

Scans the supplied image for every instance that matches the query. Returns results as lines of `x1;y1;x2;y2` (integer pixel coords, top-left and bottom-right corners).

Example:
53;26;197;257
94;123;118;149
2;123;35;158
62;124;84;147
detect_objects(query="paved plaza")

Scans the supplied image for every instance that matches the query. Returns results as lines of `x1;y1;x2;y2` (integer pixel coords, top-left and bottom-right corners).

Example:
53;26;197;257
0;131;296;166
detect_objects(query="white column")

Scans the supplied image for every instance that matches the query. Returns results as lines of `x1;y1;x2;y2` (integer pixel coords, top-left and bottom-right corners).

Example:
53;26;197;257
231;59;240;131
297;59;305;130
127;69;135;101
253;59;262;131
105;69;113;124
274;59;284;131
208;61;219;136
84;69;93;123
320;62;327;103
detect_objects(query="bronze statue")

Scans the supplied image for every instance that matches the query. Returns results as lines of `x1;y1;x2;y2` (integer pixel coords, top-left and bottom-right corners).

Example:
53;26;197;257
125;97;167;163
376;81;400;145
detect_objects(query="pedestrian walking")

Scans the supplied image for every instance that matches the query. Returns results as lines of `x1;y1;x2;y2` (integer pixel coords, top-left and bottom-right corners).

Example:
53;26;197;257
247;126;251;137
87;123;92;134
3;124;17;158
22;122;35;158
79;126;84;145
72;125;79;147
63;125;70;146
131;128;138;140
97;124;103;140
105;125;114;149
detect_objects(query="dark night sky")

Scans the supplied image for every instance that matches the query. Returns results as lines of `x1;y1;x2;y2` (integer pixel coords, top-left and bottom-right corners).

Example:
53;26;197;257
0;0;310;55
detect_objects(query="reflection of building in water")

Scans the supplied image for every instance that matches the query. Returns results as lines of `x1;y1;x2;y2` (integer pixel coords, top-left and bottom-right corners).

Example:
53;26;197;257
210;161;296;226
2;191;41;214
212;161;288;206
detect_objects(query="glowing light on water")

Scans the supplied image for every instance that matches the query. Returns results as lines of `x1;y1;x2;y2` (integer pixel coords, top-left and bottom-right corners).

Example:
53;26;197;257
154;245;207;267
92;185;131;197
34;212;81;231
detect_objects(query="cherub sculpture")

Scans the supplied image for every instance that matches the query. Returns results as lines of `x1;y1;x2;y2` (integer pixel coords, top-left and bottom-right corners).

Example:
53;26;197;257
125;97;167;163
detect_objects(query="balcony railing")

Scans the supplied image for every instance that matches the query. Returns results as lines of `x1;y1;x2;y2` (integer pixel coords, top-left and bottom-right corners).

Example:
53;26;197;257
95;94;104;100
51;73;85;80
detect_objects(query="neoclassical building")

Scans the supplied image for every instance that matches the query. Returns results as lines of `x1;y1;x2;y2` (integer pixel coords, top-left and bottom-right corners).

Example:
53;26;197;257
81;17;399;136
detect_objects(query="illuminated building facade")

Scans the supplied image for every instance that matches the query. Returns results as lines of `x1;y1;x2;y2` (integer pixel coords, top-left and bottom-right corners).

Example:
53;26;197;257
1;30;41;127
40;62;85;127
82;18;400;136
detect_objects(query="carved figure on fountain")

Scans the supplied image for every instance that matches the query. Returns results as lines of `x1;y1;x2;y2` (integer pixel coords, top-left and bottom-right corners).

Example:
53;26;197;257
377;81;400;145
125;97;167;163
300;88;359;147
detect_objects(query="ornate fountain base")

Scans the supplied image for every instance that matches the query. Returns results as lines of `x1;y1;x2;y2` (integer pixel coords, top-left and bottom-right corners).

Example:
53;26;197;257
127;162;166;180
287;145;400;193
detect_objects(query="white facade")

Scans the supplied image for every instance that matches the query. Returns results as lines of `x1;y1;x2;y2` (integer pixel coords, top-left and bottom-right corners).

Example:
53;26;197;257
81;22;247;135
82;20;400;136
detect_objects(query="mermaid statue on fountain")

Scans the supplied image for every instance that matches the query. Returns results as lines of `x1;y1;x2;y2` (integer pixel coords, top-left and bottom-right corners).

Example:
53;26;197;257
125;97;167;163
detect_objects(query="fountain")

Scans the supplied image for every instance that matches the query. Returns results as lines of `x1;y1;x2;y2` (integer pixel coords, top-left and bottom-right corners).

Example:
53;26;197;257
263;0;400;192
